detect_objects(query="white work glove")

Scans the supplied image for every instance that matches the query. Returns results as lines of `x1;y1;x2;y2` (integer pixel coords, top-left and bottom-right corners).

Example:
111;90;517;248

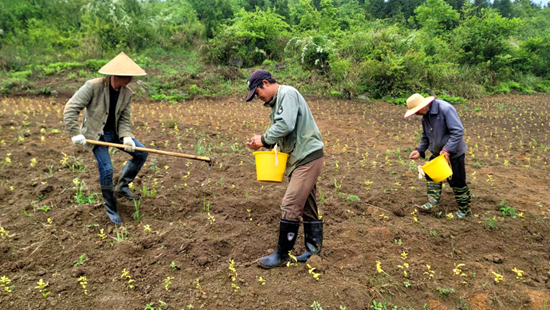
418;165;426;180
123;137;136;152
71;134;86;145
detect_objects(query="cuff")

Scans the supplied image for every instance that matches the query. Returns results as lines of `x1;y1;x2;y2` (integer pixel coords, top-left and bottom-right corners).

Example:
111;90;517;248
415;147;426;159
261;135;274;149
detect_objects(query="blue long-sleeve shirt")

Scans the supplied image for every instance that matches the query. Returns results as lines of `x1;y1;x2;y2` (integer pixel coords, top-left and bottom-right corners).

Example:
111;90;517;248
416;99;467;158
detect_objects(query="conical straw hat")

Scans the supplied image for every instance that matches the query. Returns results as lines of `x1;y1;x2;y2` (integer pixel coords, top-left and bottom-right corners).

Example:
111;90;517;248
404;93;435;118
98;52;146;76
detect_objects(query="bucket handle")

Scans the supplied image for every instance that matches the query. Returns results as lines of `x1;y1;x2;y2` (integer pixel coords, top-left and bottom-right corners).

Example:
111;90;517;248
274;144;279;168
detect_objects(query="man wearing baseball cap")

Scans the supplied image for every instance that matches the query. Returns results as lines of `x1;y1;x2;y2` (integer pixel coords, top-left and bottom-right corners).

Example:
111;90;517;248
64;52;148;224
245;70;325;268
405;93;471;218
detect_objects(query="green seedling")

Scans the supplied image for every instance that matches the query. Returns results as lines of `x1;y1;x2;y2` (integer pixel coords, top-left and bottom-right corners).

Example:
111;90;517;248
73;254;87;267
132;198;144;221
77;276;88;295
0;276;14;293
121;269;135;289
170;261;179;271
163;277;174;291
35;279;50;298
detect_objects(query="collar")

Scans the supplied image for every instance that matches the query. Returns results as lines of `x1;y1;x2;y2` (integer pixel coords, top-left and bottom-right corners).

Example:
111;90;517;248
263;86;280;108
429;100;439;114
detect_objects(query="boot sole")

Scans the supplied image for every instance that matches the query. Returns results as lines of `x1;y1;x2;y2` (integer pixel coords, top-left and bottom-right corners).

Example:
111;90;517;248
115;192;139;199
257;260;289;269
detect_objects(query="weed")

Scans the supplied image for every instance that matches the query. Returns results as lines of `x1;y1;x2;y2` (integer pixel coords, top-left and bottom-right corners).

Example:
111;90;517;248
72;178;98;204
311;301;324;310
429;228;437;237
149;159;161;173
498;201;517;217
114;226;128;242
36;205;51;212
345;194;360;204
73;254;87;267
485;217;497;230
144;301;167;310
437;287;455;298
170;261;179;271
257;277;266;285
371;300;398;310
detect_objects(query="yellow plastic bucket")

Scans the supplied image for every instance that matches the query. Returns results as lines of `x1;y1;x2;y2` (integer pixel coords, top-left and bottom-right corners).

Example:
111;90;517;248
422;155;453;183
253;150;289;183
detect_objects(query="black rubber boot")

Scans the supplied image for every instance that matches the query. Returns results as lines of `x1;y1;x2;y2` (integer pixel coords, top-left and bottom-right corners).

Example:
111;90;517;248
101;187;122;224
296;221;323;263
115;161;140;199
258;220;300;269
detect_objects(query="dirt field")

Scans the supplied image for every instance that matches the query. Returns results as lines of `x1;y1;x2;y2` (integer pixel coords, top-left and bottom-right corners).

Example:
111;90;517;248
1;93;549;310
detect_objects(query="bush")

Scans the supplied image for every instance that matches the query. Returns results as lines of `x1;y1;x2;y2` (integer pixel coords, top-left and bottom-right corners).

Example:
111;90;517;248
206;8;289;67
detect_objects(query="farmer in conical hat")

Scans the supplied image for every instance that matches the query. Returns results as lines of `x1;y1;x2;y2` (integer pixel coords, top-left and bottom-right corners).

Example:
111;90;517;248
405;93;471;218
63;52;148;224
245;70;325;268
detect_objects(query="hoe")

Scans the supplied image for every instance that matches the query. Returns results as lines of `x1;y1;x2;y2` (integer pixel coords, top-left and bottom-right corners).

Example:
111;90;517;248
85;139;215;186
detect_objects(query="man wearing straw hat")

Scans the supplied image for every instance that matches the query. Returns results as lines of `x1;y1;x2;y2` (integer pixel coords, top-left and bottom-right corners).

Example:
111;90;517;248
63;52;148;224
245;70;325;268
405;93;471;218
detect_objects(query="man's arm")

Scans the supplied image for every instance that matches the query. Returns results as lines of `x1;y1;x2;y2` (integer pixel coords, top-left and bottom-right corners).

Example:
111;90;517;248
117;97;133;138
63;81;93;138
262;92;298;145
442;106;464;154
415;122;429;158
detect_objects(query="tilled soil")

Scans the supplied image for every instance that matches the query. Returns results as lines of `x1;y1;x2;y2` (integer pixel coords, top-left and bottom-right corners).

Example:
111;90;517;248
0;93;549;310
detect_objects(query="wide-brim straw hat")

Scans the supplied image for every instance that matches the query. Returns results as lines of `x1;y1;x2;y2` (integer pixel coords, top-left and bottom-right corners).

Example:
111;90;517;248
404;93;435;118
98;52;147;76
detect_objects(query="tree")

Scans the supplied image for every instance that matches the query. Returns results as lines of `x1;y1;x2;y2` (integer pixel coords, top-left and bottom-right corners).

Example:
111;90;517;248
188;0;234;38
412;0;459;36
497;0;513;17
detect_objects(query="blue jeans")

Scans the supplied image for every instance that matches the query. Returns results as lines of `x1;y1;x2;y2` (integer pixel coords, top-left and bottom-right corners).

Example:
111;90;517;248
92;131;148;188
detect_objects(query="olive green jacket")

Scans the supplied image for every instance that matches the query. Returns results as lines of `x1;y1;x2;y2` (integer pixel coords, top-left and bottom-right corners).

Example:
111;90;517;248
261;85;324;176
63;77;134;151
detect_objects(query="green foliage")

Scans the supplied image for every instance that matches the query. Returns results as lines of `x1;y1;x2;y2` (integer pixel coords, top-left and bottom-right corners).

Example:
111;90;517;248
498;200;517;217
206;7;289;67
1;0;550;100
412;0;460;36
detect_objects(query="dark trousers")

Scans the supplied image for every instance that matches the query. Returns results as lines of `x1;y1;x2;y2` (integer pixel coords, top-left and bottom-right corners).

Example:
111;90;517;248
92;131;147;188
426;153;467;188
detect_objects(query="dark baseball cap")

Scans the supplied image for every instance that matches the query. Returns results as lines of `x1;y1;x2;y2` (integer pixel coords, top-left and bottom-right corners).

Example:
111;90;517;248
245;70;272;102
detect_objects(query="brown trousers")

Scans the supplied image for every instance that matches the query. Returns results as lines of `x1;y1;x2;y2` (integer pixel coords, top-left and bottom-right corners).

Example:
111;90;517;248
281;157;324;221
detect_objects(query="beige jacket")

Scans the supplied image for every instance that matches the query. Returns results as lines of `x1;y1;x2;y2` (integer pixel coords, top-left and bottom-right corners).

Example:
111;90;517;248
63;77;134;151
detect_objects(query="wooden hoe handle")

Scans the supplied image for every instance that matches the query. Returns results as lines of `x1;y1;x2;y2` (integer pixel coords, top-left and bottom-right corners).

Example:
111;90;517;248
85;139;213;163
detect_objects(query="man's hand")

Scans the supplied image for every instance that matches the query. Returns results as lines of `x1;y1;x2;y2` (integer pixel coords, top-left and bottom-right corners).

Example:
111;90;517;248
71;134;86;145
409;150;420;159
246;135;264;151
441;149;450;164
123;137;136;152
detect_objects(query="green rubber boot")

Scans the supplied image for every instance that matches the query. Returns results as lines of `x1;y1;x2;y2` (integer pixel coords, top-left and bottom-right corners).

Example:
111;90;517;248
419;179;442;213
452;186;472;218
